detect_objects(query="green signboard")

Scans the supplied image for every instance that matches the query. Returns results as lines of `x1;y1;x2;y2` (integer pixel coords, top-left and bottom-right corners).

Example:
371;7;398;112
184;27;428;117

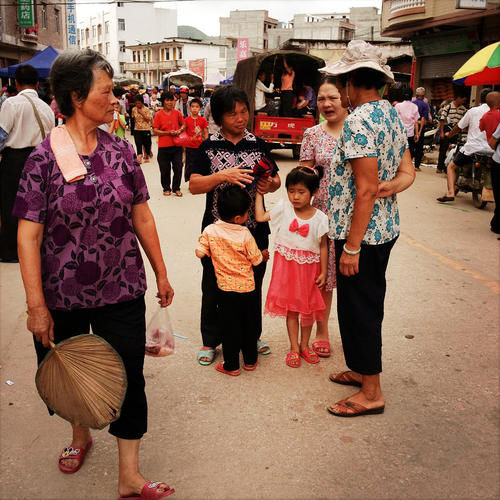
18;0;34;28
412;29;480;57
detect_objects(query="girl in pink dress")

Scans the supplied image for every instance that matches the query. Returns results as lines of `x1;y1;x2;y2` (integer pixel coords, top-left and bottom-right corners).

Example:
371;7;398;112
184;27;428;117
255;167;328;367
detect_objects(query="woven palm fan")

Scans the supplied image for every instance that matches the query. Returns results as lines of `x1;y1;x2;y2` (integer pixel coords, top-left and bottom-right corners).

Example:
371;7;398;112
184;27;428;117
35;334;127;430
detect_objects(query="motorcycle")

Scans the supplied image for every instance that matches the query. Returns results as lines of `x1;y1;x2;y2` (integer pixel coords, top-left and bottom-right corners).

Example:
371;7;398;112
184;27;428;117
447;134;494;209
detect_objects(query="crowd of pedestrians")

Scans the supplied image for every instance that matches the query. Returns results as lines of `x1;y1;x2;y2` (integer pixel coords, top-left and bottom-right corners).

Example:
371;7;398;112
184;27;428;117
0;38;498;499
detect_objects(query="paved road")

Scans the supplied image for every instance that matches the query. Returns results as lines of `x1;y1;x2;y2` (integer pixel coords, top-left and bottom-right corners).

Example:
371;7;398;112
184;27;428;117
1;142;499;500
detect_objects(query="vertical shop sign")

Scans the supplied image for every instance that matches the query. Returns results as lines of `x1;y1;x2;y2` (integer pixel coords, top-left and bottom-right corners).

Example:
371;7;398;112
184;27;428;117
67;0;77;47
18;0;34;27
237;38;249;61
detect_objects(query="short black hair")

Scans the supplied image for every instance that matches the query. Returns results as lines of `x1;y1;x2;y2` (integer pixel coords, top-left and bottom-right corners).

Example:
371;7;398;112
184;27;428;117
190;97;202;107
217;185;251;222
160;91;175;103
15;64;39;86
319;75;337;88
402;88;413;101
453;86;468;99
113;86;125;97
285;166;324;195
6;85;17;95
50;49;114;117
203;89;212;98
480;87;492;104
337;68;388;91
210;85;249;126
134;94;144;104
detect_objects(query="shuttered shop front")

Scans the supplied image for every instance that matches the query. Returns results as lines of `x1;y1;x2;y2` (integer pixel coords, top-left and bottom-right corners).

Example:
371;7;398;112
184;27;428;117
420;52;474;80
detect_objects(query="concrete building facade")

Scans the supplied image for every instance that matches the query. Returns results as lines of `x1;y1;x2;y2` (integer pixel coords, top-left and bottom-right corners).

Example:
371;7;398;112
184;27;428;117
125;38;227;86
77;3;176;78
219;10;278;51
0;1;68;69
288;14;355;41
221;7;399;76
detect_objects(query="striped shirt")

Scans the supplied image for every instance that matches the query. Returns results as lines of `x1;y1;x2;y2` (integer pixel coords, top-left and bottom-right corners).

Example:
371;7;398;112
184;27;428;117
439;101;467;126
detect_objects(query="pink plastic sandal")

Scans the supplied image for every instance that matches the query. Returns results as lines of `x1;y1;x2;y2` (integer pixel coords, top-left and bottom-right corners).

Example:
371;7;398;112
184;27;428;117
58;438;93;474
286;352;300;368
215;362;240;376
300;348;320;364
118;480;175;499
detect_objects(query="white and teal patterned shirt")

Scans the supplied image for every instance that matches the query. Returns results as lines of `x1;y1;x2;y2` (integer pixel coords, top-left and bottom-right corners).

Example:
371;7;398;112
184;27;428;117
328;99;406;245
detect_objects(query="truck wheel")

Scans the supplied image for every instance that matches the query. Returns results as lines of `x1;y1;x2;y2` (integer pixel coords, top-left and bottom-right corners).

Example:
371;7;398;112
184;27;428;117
472;190;487;209
292;144;301;160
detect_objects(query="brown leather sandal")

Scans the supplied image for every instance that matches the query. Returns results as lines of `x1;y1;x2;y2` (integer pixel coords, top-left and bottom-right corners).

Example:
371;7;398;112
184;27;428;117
327;399;385;418
329;370;362;387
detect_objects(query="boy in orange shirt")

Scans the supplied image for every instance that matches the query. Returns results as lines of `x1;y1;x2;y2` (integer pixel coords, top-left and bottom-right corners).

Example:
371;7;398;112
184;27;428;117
152;92;185;196
196;185;263;375
184;98;208;182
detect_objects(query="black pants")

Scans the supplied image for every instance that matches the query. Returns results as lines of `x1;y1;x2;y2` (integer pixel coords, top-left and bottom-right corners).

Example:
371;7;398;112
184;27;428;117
255;102;276;116
34;297;147;440
219;289;258;371
279;90;294;117
0;146;34;260
129;106;135;134
334;238;397;375
158;146;182;192
414;132;425;168
408;136;415;160
185;147;198;182
491;159;500;234
200;235;267;348
133;130;152;158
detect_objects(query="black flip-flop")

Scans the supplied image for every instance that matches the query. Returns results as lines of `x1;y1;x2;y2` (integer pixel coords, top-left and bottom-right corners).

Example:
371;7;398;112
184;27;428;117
437;196;455;203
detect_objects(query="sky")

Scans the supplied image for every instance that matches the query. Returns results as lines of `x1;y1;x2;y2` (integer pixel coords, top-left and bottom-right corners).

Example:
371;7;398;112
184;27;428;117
77;0;382;37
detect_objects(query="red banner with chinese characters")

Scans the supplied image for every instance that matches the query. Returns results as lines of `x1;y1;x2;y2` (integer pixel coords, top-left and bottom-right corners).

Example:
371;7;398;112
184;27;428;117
189;59;205;81
237;38;249;61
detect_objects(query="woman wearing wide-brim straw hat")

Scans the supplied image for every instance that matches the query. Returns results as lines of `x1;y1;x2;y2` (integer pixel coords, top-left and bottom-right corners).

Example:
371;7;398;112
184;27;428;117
321;40;415;417
13;49;176;499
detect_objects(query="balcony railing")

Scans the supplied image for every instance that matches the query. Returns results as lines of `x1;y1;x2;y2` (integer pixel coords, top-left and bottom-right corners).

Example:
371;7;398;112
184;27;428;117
389;0;425;19
123;60;186;72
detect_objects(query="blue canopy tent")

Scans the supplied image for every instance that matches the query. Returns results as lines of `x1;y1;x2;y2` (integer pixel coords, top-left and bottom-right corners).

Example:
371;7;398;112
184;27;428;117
0;46;59;78
219;75;234;85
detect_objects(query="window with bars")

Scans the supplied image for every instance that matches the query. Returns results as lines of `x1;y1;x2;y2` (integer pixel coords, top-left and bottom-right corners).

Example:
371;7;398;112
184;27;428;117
118;19;125;31
41;4;47;29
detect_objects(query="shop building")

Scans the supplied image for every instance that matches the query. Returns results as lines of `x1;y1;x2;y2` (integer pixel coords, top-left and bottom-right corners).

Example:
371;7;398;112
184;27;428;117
381;0;500;105
0;1;68;70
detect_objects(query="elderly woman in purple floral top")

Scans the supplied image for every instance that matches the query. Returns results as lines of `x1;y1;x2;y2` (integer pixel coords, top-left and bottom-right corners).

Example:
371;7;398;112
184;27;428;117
299;76;348;358
13;50;175;500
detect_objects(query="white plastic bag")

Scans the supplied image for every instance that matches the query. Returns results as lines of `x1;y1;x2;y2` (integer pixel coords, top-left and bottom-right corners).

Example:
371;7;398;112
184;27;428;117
145;307;175;357
445;146;457;168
